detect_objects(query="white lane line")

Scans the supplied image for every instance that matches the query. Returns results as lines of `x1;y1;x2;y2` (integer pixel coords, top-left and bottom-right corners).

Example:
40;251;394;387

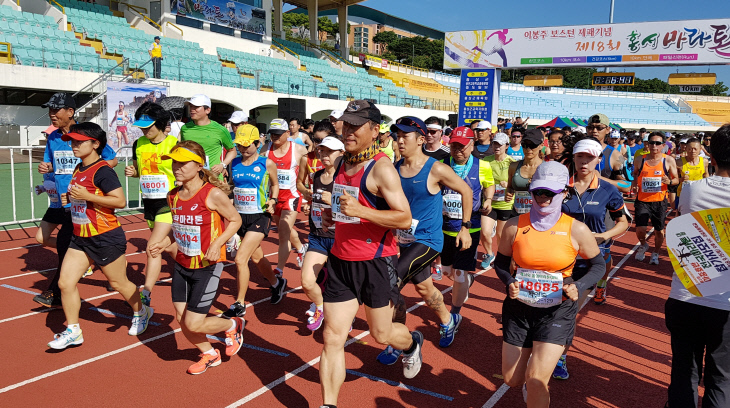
225;268;491;407
0;269;54;281
480;232;654;408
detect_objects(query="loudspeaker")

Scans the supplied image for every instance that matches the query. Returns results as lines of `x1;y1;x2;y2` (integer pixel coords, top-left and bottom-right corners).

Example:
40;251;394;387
278;98;306;121
448;114;458;127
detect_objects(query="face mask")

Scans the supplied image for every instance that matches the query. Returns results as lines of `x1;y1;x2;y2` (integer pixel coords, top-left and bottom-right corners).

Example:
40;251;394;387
529;192;565;231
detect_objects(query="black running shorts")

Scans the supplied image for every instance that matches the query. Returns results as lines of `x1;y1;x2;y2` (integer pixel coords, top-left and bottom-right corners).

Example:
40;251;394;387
440;231;480;272
68;227;126;266
324;254;399;309
487;208;513;221
502;295;579;348
171;262;224;314
634;199;668;230
237;212;271;238
42;207;67;225
398;242;440;289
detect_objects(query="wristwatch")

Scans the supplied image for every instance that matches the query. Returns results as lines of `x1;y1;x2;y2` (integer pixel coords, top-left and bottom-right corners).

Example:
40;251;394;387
462;221;472;229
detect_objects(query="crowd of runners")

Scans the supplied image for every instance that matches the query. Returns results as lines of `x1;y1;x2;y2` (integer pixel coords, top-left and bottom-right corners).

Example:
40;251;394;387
29;91;730;408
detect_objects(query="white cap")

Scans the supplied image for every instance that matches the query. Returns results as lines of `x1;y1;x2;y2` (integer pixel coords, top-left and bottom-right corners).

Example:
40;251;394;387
643;134;650;141
573;139;603;157
491;132;509;145
575;126;586;134
186;94;211;107
610;130;621;139
229;111;248;124
269;118;289;134
318;136;344;151
475;121;492;130
329;110;343;119
680;138;689;144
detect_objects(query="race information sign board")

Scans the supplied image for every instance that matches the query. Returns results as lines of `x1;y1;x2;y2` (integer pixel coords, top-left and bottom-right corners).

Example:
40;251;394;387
457;69;500;127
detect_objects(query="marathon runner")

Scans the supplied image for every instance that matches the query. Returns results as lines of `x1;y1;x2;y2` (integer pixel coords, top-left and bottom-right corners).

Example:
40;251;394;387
180;94;236;178
262;119;309;277
375;116;473;365
423;116;451;162
482;132;516;269
676;137;708;215
496;161;604;405
318;100;421;408
632;132;679;265
378;122;398;162
472;120;494;159
506;128;545;217
48;123;151;349
152;141;243;374
124;102;179;307
297;121;332;217
507;127;525;160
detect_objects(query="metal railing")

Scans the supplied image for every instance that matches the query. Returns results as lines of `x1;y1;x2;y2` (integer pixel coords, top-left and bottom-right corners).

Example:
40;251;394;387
48;0;65;14
123;3;162;31
271;38;299;58
165;21;183;37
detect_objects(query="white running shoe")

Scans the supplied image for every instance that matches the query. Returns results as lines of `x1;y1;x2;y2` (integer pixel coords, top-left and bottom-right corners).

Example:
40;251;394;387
402;331;424;379
635;243;649;262
649;253;660;265
129;306;154;336
48;328;83;349
226;234;241;254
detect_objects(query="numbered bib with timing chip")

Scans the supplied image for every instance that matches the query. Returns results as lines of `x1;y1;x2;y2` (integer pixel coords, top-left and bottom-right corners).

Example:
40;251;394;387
311;203;329;229
44;179;59;203
54;151;80;175
233;187;260;214
642;177;662;193
494;185;506;202
332;184;360;224
278;169;296;190
70;198;89;224
514;191;533;214
395;219;419;245
173;224;201;257
516;268;563;308
442;193;463;219
140;175;169;199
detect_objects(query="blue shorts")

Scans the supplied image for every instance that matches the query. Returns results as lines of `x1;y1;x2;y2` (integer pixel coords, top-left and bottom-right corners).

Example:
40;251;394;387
308;234;334;255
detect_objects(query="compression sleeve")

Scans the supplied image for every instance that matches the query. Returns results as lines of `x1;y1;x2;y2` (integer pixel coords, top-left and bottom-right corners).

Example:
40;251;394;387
574;253;606;293
494;252;517;287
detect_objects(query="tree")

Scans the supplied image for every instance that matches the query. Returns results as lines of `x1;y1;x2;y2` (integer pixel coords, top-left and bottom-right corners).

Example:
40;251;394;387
372;30;398;50
282;13;309;39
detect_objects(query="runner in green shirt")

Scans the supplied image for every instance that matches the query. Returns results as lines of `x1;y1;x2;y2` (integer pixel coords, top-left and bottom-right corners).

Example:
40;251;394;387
180;94;236;176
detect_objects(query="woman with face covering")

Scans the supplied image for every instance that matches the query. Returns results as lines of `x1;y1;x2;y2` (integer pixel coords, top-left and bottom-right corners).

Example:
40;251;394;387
494;161;604;407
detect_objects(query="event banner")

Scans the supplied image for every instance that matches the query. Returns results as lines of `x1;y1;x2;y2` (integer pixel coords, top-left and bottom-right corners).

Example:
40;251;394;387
457;69;500;127
445;19;730;69
666;207;730;297
359;53;389;68
171;0;266;35
106;81;170;154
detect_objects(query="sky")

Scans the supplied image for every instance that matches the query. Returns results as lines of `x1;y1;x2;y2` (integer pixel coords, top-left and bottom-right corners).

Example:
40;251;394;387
288;0;730;87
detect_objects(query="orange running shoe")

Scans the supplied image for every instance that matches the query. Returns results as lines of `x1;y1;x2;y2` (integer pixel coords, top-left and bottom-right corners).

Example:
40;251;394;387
594;286;607;305
224;317;245;356
187;350;221;375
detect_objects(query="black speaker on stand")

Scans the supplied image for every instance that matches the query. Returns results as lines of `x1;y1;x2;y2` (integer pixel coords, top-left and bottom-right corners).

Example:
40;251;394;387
278;98;306;121
448;114;458;128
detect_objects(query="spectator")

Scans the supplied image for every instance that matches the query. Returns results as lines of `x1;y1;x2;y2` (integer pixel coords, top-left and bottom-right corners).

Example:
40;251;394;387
148;36;162;79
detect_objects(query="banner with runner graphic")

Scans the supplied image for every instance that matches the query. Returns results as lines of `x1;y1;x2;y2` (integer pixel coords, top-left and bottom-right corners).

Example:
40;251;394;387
106;81;169;154
445;19;730;69
171;0;266;35
666;207;730;297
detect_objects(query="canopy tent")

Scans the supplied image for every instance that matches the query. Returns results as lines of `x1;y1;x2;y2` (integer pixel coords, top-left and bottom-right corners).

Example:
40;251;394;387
572;118;587;126
541;116;577;128
610;123;623;130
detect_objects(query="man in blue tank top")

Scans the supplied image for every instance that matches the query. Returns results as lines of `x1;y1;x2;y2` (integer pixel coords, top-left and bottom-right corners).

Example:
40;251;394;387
376;117;475;366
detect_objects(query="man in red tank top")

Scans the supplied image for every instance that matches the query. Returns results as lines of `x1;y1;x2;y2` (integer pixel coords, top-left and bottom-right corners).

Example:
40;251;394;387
261;119;309;277
318;101;421;408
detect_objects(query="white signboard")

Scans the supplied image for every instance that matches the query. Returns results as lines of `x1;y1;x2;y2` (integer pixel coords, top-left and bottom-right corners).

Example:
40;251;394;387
679;85;703;92
595;86;614;91
445;19;730;69
534;86;551;91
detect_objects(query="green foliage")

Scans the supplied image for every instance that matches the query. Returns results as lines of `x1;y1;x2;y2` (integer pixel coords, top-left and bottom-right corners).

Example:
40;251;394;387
372;31;398;47
378;35;444;70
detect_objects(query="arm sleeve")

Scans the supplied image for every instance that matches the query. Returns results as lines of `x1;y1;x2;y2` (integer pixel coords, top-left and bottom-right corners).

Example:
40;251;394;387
94;166;123;194
494;252;517;287
479;161;495;188
574;253;606;293
101;144;117;160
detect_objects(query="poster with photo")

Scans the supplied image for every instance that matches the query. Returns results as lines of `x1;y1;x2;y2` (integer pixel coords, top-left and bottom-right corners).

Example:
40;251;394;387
106;81;170;155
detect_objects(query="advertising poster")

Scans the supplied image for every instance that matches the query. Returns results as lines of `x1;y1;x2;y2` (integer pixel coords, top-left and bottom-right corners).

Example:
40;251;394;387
171;0;266;35
457;69;500;127
666;207;730;297
445;19;730;69
106;81;170;154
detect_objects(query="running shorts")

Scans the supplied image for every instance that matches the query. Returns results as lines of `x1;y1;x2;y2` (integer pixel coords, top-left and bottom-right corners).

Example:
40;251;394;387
502;295;579;348
440;231;480;272
635;199;668;230
487;208;513;222
308;234;334;255
668;183;679;194
143;198;171;228
42;207;67;225
171;262;224;314
274;196;301;216
68;227;126;266
397;242;440;288
324;254;399;309
237;212;271;238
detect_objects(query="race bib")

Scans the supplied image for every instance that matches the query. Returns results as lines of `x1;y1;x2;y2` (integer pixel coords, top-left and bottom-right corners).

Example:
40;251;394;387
140;174;169;199
117;117;125;126
278;169;296;189
332;183;360;224
642;177;662;193
70;198;89;224
516;268;563;308
173;223;201;257
311;202;330;229
395;219;419;245
204;155;210;170
514;191;533;214
54;151;79;175
233;187;259;214
494;185;506;202
44;179;59;203
442;193;463;219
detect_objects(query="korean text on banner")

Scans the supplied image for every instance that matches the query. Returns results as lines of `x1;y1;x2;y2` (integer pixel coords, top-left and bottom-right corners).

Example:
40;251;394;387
171;0;266;35
457;69;500;127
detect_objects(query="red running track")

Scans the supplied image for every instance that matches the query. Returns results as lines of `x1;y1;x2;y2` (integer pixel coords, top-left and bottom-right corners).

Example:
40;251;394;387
0;209;698;407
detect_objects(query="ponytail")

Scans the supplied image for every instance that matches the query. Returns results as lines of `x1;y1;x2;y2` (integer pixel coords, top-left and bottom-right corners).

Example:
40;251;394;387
198;168;231;195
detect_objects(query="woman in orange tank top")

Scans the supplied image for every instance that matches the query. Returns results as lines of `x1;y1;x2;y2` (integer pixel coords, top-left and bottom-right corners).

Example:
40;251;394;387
493;162;604;406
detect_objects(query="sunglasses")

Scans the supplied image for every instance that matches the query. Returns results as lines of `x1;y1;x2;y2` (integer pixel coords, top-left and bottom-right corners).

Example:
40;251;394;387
532;189;559;197
396;117;426;136
586;125;608;131
521;142;538;150
511;135;522;138
427;129;440;135
647;141;664;146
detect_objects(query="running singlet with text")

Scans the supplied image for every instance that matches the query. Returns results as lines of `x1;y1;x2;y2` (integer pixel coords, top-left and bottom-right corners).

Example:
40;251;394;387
168;183;225;269
268;141;301;200
69;160;121;237
231;156;269;214
134;136;177;199
309;168;335;238
637;154;669;202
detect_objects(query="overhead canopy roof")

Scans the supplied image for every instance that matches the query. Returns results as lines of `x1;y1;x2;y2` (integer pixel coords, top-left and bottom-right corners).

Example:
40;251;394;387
285;0;366;12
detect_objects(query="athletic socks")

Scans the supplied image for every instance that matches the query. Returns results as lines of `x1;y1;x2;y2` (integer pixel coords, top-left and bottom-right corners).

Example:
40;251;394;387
134;305;147;317
68;323;81;334
271;277;280;288
451;305;462;315
316;304;323;312
142;289;151;298
597;279;607;288
203;348;217;356
403;332;418;355
227;319;237;332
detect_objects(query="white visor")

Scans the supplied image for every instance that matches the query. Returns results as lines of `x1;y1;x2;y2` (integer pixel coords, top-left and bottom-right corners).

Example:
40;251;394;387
573;139;603;157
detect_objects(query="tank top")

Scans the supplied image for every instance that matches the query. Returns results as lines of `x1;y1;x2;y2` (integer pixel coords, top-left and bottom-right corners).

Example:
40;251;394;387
486;155;515;210
443;156;484;233
471;143;493;160
309;168;335;238
330;153;398;261
134;135;177;200
268;141;300;200
288;132;307;147
513;213;577;278
678;156;704;197
230;156;269;214
69;160;122;237
394;157;443;251
306;151;324;185
637;154;669;202
512;161;534;214
380;138;396;162
507;145;524;160
168;182;225;269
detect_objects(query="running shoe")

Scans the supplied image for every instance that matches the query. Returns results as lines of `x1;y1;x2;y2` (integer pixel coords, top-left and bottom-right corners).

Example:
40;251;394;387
220;301;247;319
431;264;442;281
226;234;241;254
552;355;569;379
306;308;324;331
128;306;154;336
274;268;284;279
270;277;287;305
593;286;607;305
305;302;317;318
224;317;245;357
649;253;660;265
376;345;403;365
438;313;462;348
296;243;308;268
480;253;495;270
140;291;151;307
48;328;83;349
33;290;61;308
635;243;649;262
402;331;423;379
82;266;94;278
187;350;221;375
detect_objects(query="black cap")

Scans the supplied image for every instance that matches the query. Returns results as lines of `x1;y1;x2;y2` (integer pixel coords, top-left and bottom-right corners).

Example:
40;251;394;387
339;100;381;126
154;36;160;40
523;128;544;146
41;93;76;109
